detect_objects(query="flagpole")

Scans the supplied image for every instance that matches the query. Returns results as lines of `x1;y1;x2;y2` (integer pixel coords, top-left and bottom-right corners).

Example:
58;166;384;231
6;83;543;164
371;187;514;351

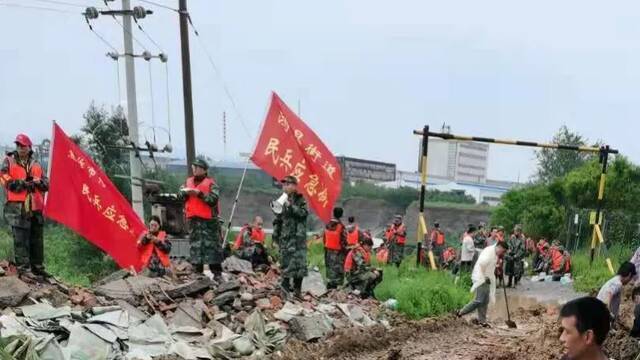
43;120;57;210
221;157;250;249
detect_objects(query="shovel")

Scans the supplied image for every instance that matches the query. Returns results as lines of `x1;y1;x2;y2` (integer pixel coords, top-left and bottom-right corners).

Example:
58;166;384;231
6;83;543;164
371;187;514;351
503;285;517;328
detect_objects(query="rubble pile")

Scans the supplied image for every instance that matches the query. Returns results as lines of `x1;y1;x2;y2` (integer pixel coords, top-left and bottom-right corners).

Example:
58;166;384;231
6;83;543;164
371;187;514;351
0;257;390;359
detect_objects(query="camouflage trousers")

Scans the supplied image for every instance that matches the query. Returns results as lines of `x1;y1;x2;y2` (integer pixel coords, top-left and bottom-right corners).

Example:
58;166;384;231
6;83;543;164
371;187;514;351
188;217;223;266
347;271;382;298
504;258;524;278
279;237;308;281
5;205;44;271
388;242;405;267
324;249;345;289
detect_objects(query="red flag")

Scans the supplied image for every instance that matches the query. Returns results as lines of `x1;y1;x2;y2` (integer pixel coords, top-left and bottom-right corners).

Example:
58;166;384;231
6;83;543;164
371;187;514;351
44;123;147;271
251;92;342;223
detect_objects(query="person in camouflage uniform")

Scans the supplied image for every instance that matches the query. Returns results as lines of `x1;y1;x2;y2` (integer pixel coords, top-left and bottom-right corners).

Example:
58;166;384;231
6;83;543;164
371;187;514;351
274;176;308;297
0;134;49;276
386;215;407;267
345;236;382;299
178;158;223;277
474;224;487;251
505;224;526;287
323;207;347;289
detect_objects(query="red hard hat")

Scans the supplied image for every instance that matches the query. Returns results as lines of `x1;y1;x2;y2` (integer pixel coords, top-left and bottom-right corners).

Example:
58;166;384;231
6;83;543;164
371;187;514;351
15;134;32;147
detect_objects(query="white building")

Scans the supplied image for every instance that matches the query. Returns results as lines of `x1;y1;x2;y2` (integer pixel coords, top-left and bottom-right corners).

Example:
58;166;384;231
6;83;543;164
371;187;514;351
381;170;518;206
426;137;489;184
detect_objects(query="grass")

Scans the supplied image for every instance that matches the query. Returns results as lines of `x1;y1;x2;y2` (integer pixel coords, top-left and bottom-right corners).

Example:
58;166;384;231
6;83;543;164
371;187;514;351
374;255;473;319
570;244;634;294
0;225;117;287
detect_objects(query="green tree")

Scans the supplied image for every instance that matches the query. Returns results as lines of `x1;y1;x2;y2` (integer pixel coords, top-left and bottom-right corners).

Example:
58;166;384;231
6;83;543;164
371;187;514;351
535;126;595;183
78;103;131;199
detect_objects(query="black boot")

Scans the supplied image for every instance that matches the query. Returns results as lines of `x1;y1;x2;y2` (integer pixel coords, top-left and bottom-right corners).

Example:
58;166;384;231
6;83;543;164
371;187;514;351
210;264;223;279
507;276;513;288
293;277;303;298
195;264;204;274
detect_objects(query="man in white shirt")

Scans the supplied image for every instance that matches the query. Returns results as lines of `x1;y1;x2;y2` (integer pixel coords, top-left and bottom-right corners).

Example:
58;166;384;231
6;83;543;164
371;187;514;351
596;261;636;324
460;224;477;273
457;241;508;327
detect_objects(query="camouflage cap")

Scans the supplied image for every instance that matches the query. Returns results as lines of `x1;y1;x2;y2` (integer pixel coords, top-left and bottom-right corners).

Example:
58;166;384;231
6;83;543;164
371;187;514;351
281;175;298;185
192;158;209;170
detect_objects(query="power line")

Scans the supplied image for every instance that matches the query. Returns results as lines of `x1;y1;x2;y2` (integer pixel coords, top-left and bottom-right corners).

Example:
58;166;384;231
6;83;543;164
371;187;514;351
0;2;79;14
28;0;92;8
88;26;119;53
138;0;177;12
134;20;164;52
186;15;254;139
101;1;149;52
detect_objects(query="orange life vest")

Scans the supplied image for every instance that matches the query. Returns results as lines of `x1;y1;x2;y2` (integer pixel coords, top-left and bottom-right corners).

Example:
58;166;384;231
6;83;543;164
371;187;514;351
344;245;370;272
386;224;406;245
234;225;266;249
550;248;564;272
324;223;344;251
347;224;359;247
443;247;457;262
184;177;218;220
4;156;44;211
432;230;445;246
564;255;571;273
139;231;171;268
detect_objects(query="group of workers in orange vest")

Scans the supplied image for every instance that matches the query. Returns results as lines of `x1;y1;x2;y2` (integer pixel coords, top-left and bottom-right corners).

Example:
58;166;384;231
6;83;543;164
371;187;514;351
532;238;572;278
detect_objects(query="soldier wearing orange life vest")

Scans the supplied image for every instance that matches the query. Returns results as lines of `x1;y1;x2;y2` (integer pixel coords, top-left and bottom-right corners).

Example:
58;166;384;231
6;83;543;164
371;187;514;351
1;134;49;276
386;215;407;267
345;216;363;248
138;216;172;277
177;158;222;277
323;207;347;289
233;216;269;270
430;222;446;266
344;236;381;298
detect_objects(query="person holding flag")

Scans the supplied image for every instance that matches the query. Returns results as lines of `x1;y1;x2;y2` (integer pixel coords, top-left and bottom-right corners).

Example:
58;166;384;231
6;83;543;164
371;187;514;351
1;134;49;276
178;158;223;278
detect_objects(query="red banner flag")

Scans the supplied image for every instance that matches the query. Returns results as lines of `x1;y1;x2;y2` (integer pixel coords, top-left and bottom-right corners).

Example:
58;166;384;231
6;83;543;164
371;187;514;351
251;92;342;223
44;123;147;271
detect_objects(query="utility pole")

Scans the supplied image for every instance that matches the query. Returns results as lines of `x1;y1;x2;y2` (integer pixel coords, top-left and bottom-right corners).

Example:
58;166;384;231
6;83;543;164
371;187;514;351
179;0;196;176
122;0;144;218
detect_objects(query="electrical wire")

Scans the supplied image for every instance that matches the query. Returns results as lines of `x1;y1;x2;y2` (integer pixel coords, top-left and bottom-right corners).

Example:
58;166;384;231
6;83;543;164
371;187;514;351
138;0;177;13
110;14;148;51
148;61;157;144
88;26;119;53
164;62;172;143
0;2;79;14
134;20;164;52
27;0;92;8
186;15;254;139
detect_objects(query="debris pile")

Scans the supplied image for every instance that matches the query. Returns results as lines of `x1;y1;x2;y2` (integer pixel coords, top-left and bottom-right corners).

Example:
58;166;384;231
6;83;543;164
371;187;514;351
0;257;389;359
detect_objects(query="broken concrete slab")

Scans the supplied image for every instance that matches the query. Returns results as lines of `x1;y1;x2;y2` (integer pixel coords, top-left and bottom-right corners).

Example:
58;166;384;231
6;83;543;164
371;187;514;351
170;301;204;329
115;300;149;325
94;269;129;287
289;314;332;342
222;256;254;274
65;322;112;360
87;310;130;328
162;277;213;300
20;303;71;321
337;303;375;327
94;276;159;301
216;280;241;294
213;291;238;307
0;276;31;307
274;302;304;322
128;314;172;345
301;270;327;298
83;323;118;343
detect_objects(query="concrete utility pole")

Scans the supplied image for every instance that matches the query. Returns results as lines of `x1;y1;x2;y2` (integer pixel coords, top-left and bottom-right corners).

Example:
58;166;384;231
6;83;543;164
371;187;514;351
179;0;196;176
121;0;144;217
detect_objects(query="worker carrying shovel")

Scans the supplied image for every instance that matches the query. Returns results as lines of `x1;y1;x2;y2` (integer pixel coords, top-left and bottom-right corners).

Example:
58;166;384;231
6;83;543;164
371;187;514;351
457;241;509;327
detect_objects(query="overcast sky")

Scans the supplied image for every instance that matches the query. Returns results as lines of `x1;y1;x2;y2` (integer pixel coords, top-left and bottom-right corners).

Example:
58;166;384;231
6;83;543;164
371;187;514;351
2;0;640;182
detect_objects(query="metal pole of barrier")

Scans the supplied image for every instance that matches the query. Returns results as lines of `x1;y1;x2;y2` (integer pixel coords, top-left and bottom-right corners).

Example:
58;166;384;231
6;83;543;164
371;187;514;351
590;146;614;274
416;125;437;270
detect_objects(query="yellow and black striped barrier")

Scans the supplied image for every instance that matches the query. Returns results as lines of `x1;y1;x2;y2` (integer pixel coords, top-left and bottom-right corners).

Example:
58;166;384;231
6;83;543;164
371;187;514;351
413;127;618;274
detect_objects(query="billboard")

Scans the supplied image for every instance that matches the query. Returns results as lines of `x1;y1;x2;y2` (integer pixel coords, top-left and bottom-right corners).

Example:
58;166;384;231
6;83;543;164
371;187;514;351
337;156;396;182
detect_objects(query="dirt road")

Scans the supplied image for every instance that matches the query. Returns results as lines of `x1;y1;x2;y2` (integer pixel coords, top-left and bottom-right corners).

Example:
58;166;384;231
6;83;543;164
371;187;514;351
278;280;640;360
